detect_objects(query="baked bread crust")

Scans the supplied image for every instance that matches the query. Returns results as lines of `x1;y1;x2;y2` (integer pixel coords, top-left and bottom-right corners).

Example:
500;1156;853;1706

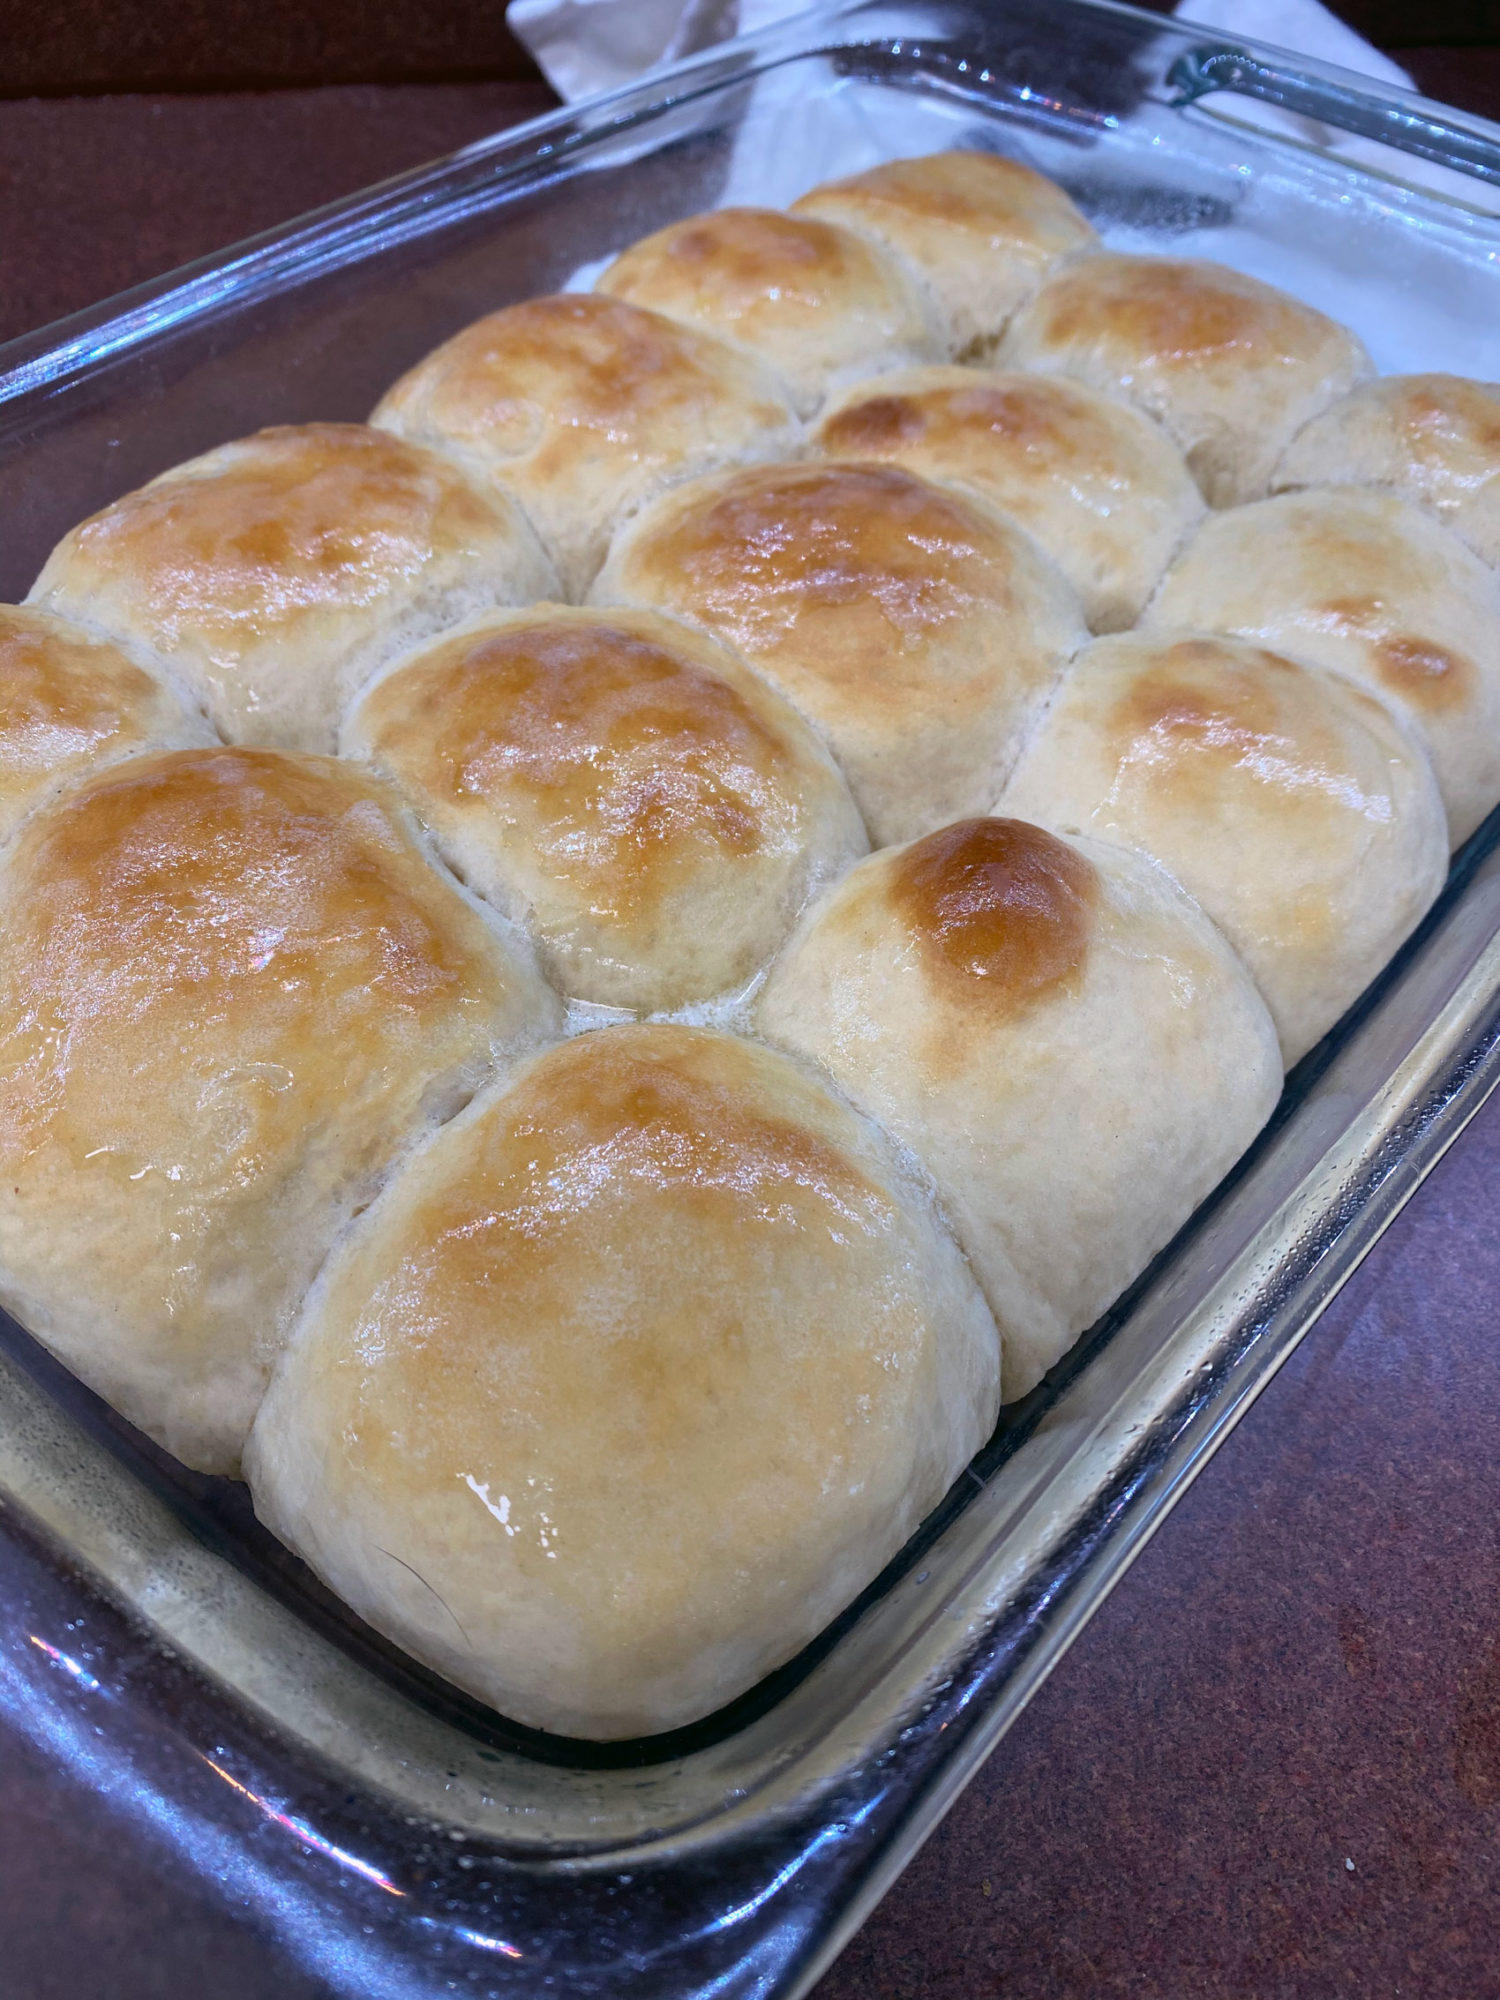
757;817;1282;1401
0;746;559;1474
1000;253;1372;506
999;631;1449;1063
1148;487;1500;846
0;604;214;840
30;422;557;753
813;365;1203;631
596;206;941;415
246;1022;1000;1737
343;603;867;1011
373;293;799;600
1273;372;1500;568
592;458;1086;846
792;149;1098;358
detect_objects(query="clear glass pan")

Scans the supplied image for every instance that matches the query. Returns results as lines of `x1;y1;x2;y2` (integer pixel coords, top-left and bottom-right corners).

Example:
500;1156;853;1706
2;3;1500;1993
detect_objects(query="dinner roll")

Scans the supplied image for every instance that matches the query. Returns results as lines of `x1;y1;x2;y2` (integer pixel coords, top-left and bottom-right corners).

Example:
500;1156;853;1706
595;206;940;415
0;605;214;841
1146;487;1500;846
0;747;559;1475
791;149;1097;358
999;253;1372;506
757;818;1281;1400
591;461;1086;847
29;423;557;755
372;294;799;600
1273;372;1500;568
245;1022;999;1738
812;367;1203;631
343;605;867;1012
998;633;1448;1064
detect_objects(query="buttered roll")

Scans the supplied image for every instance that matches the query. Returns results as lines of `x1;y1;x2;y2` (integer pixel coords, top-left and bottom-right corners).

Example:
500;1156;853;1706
0;747;559;1474
1147;487;1500;846
595;206;941;415
372;294;799;600
0;605;214;841
343;605;867;1012
999;253;1372;506
791;149;1098;358
812;367;1203;631
591;460;1086;847
1273;372;1500;568
29;423;557;754
998;633;1449;1063
757;818;1282;1401
246;1022;1000;1739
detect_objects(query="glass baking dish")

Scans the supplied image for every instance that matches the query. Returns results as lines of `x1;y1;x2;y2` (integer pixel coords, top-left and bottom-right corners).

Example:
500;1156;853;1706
2;2;1500;1992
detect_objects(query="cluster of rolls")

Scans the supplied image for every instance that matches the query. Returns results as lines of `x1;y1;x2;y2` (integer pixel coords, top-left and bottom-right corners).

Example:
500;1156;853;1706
1;148;1497;1738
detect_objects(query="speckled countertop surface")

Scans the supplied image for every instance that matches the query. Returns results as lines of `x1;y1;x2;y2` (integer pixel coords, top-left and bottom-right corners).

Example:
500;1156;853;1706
1;27;1499;1997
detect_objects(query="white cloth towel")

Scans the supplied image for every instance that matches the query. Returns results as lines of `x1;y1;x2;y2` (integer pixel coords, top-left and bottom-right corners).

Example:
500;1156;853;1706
508;0;1411;104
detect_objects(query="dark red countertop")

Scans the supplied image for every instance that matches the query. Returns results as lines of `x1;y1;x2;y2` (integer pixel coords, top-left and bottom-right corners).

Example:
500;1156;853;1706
2;34;1500;2000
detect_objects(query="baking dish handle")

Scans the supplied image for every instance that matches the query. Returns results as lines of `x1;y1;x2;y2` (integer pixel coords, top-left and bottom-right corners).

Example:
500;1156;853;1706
1168;44;1500;189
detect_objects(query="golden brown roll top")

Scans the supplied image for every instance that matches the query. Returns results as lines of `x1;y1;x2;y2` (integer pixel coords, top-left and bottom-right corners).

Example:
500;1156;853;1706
791;148;1098;357
591;460;1087;847
0;605;214;840
343;605;867;1011
757;817;1282;1401
371;293;800;600
0;746;560;1474
595;205;941;415
998;632;1448;1064
1273;372;1500;568
28;423;558;755
999;253;1372;506
1146;487;1500;846
812;366;1203;631
245;1021;1000;1738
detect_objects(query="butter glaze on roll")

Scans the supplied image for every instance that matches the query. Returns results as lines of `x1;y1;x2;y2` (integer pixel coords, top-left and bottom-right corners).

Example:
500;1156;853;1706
0;605;214;841
813;367;1203;631
595;206;941;415
999;253;1372;506
246;1022;999;1739
792;149;1098;358
998;633;1448;1063
757;818;1282;1400
29;423;557;754
592;460;1087;847
372;294;800;600
0;747;560;1475
1273;372;1500;567
1147;487;1500;846
343;605;867;1011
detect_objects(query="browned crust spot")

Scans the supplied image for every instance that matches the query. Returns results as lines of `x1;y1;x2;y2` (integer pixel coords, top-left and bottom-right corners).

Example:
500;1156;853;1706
1319;599;1473;714
890;816;1097;1013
